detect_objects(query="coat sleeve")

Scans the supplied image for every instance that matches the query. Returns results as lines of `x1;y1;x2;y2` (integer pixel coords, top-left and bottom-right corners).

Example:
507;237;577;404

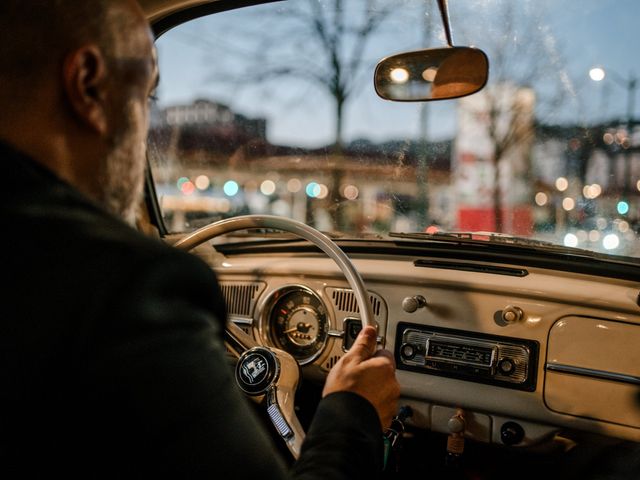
86;250;383;479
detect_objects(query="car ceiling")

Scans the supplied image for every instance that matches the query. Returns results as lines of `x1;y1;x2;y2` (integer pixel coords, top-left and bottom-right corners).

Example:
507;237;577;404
139;0;280;23
139;0;217;22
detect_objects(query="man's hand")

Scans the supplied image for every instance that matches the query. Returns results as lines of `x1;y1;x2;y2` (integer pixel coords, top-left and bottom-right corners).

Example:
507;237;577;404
322;325;400;429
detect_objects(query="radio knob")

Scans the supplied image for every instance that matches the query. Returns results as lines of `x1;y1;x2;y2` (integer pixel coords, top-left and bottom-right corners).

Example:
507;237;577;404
400;343;417;360
498;358;516;376
402;295;427;313
501;305;523;323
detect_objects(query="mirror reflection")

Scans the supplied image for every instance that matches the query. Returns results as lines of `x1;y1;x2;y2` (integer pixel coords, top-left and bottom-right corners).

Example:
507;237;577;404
375;47;489;101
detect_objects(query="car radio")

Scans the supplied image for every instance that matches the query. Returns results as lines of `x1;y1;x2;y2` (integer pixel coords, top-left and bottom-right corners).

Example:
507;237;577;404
396;323;538;391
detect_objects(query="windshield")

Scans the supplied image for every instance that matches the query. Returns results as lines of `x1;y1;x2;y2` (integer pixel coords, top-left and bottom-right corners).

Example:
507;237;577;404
148;0;640;258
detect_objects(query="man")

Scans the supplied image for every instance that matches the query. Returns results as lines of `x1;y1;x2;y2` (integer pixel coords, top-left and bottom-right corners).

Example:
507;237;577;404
0;0;400;477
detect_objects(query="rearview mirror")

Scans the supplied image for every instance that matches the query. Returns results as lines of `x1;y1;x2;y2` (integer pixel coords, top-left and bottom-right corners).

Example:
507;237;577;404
374;47;489;102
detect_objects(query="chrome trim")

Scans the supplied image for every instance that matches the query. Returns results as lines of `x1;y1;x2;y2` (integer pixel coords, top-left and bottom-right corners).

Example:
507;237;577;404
258;285;330;366
224;322;258;358
229;315;253;326
266;387;294;439
425;334;498;369
546;363;640;386
327;329;344;338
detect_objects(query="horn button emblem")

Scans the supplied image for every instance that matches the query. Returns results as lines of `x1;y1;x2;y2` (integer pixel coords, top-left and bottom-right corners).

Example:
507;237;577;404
235;348;279;395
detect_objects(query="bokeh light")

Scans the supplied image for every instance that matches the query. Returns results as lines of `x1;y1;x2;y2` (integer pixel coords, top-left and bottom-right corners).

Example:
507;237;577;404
287;178;302;193
180;180;195;195
562;197;575;211
589;67;605;81
343;185;359;200
555;177;568;192
260;180;276;196
564;233;578;248
306;182;321;198
224;180;239;196
603;233;619;250
317;184;329;199
195;175;210;190
617;201;629;215
390;68;409;83
534;192;548;206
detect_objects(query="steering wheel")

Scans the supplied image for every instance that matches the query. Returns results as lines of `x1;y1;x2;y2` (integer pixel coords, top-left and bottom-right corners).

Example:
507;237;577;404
174;215;375;459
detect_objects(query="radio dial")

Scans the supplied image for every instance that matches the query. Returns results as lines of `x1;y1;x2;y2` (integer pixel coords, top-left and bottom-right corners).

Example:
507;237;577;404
400;343;417;360
498;358;516;376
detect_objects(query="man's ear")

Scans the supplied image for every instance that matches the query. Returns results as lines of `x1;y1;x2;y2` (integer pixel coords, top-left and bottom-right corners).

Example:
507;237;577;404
62;45;109;136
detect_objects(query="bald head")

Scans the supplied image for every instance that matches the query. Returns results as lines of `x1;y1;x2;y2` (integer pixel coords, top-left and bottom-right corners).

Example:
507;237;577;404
0;0;158;225
0;0;146;87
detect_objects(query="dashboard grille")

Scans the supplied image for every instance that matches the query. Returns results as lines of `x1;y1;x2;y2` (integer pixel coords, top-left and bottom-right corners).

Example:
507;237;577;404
220;282;265;317
331;289;382;316
325;355;342;370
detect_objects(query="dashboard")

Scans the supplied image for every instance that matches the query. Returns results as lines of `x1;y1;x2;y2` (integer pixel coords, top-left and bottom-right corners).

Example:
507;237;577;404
205;248;640;447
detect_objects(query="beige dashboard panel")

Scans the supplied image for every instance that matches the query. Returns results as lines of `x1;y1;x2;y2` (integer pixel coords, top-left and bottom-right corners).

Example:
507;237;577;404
545;316;640;428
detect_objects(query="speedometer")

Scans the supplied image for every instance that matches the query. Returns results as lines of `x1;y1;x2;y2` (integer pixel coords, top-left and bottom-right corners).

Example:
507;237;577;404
264;286;329;364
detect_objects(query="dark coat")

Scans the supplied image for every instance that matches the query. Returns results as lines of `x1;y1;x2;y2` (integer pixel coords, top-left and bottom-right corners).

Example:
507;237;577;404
0;141;382;478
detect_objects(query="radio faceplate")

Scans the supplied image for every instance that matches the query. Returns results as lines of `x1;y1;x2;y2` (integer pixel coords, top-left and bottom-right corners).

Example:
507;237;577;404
396;323;538;391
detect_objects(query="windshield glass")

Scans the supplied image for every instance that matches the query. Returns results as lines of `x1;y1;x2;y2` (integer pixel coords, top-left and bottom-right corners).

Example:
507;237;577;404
148;0;640;258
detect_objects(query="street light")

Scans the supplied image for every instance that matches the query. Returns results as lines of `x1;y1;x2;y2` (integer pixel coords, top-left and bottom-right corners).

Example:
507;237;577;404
589;67;605;82
588;66;637;200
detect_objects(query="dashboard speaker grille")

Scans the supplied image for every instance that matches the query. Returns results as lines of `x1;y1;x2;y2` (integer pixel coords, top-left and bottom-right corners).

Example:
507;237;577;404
331;289;381;316
220;282;265;317
325;355;342;370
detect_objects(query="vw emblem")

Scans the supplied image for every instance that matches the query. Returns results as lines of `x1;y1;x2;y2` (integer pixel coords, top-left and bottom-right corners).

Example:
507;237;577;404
235;347;279;395
239;353;269;385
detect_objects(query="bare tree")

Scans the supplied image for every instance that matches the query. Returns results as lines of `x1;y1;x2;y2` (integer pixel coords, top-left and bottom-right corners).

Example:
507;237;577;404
192;1;394;228
220;0;392;150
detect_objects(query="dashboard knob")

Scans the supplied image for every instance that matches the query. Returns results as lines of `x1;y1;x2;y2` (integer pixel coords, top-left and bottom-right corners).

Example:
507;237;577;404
447;414;466;434
400;343;417;360
500;421;525;445
498;358;516;376
402;295;427;313
501;305;523;323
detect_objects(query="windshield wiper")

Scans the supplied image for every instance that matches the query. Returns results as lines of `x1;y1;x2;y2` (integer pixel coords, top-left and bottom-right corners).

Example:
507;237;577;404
221;229;384;240
388;231;591;255
213;229;386;245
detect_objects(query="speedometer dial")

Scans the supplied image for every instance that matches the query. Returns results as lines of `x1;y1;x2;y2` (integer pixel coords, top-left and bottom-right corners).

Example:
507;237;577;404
266;287;329;364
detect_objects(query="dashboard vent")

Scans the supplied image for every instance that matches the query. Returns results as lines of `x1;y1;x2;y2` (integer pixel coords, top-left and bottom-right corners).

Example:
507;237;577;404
331;289;382;316
220;282;265;317
325;355;342;370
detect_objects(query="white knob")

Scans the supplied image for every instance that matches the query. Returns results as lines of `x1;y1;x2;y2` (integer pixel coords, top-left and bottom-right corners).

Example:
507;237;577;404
501;305;523;323
402;295;427;313
448;415;465;434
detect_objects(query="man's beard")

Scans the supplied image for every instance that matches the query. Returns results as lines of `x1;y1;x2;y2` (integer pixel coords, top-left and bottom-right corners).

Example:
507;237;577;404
100;101;147;226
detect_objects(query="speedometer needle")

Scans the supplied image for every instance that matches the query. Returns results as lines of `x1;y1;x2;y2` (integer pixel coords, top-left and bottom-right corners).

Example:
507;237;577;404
284;323;313;334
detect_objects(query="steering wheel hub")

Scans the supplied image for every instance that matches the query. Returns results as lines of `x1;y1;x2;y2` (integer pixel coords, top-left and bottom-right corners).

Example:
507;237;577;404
235;347;280;396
